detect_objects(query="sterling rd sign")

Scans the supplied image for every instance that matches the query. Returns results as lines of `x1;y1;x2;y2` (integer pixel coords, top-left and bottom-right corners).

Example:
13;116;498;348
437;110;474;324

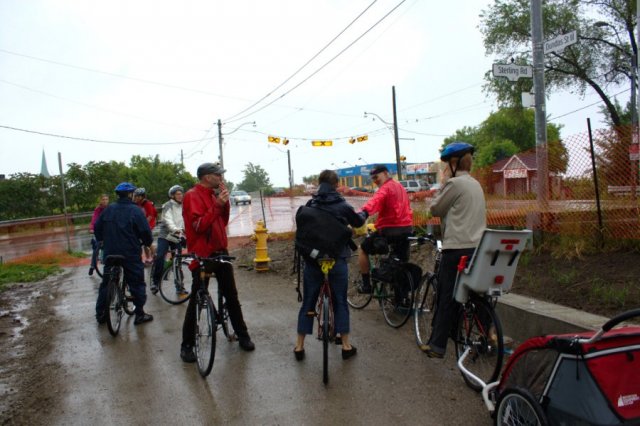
492;64;533;81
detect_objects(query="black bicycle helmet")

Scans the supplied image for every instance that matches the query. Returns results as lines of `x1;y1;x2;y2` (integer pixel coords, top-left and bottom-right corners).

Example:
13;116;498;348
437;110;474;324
440;142;475;161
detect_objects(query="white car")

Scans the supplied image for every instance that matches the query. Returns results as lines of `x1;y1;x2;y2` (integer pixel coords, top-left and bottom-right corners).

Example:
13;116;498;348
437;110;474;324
230;190;252;205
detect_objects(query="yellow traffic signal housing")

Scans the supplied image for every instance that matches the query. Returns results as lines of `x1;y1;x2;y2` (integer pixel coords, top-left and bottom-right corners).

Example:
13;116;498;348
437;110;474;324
268;136;281;144
357;135;368;142
311;140;333;147
282;138;289;145
348;137;356;144
400;155;407;161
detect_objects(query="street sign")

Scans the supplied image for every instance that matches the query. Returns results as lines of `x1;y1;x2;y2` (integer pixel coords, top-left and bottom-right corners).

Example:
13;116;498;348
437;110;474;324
544;30;577;55
492;63;533;81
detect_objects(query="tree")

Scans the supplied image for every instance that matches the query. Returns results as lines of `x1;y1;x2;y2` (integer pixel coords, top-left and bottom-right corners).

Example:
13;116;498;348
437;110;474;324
480;0;636;127
302;175;319;185
237;163;272;192
444;107;567;172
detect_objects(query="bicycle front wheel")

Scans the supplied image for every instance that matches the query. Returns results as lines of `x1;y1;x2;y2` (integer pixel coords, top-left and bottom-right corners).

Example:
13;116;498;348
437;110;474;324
494;387;547;426
454;297;504;392
106;268;124;336
414;273;437;347
346;256;372;309
195;292;217;377
322;294;330;385
159;260;192;305
380;269;414;328
92;246;104;278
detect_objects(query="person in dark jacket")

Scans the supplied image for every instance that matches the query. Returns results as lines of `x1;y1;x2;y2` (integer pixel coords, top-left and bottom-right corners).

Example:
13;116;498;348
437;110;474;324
293;169;365;362
94;182;154;325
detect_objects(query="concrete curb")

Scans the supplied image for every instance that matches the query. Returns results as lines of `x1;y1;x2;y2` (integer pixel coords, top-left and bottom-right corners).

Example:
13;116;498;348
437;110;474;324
496;293;611;344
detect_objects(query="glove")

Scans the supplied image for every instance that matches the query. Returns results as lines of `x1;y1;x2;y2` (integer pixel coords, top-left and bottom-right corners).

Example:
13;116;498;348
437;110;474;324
358;210;369;221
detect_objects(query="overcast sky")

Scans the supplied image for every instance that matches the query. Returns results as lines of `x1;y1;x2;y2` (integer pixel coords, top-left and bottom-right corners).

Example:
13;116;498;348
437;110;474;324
0;0;623;187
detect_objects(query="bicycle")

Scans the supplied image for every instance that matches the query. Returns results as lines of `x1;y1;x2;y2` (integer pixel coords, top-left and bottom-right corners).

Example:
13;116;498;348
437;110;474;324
89;237;104;278
410;234;442;349
452;229;532;392
346;235;416;328
305;256;336;385
191;254;236;378
151;240;192;305
104;255;135;336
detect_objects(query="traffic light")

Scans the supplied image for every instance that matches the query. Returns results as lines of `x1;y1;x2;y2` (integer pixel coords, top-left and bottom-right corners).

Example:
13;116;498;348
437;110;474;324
282;138;289;145
357;135;368;142
348;137;356;144
400;155;407;161
311;140;333;147
268;136;281;144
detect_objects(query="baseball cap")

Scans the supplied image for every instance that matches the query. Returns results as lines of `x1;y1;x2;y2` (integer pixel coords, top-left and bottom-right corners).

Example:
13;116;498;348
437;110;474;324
369;164;389;176
197;162;226;179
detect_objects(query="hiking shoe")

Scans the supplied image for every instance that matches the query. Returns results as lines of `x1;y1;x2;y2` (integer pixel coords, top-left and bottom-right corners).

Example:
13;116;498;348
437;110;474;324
357;284;372;294
419;344;444;359
150;284;159;295
180;345;197;363
134;312;153;325
342;345;357;360
238;335;255;351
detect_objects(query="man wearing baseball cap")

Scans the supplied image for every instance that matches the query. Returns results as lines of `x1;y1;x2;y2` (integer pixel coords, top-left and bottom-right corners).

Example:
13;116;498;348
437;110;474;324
179;163;255;363
357;165;413;293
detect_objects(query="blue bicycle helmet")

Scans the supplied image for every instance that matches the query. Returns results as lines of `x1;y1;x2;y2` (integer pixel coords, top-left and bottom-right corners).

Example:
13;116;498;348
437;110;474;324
440;142;475;161
114;182;136;193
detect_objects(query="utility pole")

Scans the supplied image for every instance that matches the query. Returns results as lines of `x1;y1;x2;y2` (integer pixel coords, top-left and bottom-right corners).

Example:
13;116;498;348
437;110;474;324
217;119;224;170
287;149;293;190
530;0;548;205
392;86;402;181
57;152;71;252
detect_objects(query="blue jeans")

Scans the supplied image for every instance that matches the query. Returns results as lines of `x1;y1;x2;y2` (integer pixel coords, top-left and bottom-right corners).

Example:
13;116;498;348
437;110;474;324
96;256;147;319
152;238;179;286
297;257;349;335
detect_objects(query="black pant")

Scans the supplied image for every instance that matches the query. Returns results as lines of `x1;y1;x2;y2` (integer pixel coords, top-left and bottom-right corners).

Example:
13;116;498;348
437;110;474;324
428;248;476;354
181;259;249;347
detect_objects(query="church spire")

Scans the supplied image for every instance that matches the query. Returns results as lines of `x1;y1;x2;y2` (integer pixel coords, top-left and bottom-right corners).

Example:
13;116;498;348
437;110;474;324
40;149;50;177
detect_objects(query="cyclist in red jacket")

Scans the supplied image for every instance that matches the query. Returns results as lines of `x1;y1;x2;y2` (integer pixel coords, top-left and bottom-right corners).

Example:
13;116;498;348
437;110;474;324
134;188;157;264
357;164;413;293
179;163;255;363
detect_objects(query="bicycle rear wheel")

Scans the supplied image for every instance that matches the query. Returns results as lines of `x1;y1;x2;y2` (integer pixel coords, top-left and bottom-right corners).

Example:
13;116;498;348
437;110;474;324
106;268;124;336
195;292;217;377
495;387;547;426
217;289;232;341
159;260;192;305
414;273;437;347
322;294;330;385
346;255;372;309
380;269;414;328
454;297;504;392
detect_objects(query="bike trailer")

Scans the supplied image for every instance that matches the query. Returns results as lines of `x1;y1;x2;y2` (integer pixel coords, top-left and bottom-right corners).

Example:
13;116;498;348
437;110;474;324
495;309;640;425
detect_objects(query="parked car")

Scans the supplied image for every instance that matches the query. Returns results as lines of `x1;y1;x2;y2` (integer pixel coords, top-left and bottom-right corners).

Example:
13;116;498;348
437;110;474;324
399;180;430;193
349;186;372;193
230;190;252;205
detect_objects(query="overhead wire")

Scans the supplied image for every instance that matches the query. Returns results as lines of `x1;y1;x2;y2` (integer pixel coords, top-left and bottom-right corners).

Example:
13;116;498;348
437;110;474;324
223;0;379;123
223;0;409;125
0;124;210;145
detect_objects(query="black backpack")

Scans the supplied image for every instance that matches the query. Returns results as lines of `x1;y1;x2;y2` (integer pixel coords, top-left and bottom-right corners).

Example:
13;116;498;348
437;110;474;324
294;205;352;261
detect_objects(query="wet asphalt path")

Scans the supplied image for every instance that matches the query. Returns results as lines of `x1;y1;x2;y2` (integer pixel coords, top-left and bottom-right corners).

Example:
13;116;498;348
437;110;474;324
48;265;491;425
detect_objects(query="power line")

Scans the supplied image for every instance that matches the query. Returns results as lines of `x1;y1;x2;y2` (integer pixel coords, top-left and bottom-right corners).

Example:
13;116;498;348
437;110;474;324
223;0;408;125
0;124;209;145
0;48;247;101
223;0;379;123
548;88;627;121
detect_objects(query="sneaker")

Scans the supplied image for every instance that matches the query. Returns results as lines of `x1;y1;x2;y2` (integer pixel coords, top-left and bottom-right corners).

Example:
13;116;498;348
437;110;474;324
419;344;444;359
96;313;107;324
238;335;255;351
176;287;189;295
150;284;159;295
180;345;197;363
357;284;372;294
342;345;357;360
134;312;154;325
88;267;94;276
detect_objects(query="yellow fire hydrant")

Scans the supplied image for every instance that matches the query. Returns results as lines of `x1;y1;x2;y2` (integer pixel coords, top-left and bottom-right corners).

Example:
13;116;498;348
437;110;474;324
252;220;271;272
